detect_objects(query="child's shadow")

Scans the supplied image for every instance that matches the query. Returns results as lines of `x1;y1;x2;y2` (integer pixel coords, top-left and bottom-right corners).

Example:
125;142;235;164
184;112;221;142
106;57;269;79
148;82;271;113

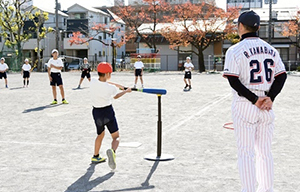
65;164;114;192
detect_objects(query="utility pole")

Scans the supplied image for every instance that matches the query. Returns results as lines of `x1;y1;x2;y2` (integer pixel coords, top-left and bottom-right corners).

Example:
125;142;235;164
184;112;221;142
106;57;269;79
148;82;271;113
268;0;272;44
55;0;59;51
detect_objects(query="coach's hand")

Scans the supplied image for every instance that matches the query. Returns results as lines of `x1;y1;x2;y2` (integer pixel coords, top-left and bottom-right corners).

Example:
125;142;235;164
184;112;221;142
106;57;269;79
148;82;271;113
255;97;266;109
49;76;52;81
260;97;273;111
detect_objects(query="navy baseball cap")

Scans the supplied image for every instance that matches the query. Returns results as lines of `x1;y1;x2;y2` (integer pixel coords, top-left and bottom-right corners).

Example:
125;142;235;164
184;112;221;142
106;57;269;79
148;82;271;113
238;10;260;27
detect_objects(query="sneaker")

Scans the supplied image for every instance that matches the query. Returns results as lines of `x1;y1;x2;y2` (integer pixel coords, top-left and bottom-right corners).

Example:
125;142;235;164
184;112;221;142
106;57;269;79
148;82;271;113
141;85;144;88
50;100;58;105
62;99;69;104
5;85;8;88
106;149;116;169
133;85;136;88
91;156;106;163
189;85;192;89
77;85;80;89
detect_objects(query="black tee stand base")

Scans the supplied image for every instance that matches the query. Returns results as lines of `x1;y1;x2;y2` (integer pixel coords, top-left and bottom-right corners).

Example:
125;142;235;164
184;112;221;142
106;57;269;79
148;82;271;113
144;94;174;161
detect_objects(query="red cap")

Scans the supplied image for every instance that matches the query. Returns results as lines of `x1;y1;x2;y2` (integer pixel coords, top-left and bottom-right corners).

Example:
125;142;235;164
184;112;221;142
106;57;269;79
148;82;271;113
97;62;112;73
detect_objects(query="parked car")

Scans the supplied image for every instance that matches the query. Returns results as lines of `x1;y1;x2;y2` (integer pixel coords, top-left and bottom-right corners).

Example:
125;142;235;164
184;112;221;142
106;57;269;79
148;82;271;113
67;60;81;70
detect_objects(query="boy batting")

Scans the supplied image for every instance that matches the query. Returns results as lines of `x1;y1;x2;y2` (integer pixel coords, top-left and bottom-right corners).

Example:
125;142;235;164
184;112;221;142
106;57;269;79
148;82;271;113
223;11;287;192
90;62;131;169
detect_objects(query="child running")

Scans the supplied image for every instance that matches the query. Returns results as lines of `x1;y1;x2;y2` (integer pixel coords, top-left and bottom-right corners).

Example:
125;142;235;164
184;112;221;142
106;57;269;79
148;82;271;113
77;57;91;89
47;49;68;104
90;62;131;169
0;57;9;88
21;58;31;88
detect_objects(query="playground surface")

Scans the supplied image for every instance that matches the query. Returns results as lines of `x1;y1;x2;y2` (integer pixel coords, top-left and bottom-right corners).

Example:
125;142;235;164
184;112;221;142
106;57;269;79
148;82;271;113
0;71;299;192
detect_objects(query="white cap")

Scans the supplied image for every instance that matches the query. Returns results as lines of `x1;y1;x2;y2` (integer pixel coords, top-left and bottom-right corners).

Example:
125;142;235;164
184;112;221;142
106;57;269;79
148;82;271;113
84;57;88;60
186;57;191;60
0;57;5;61
51;49;58;54
137;55;141;58
25;58;29;62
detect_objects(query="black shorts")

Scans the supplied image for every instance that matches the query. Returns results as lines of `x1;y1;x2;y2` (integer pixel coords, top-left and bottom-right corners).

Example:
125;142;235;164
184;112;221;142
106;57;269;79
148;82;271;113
0;72;7;79
135;69;142;76
81;70;91;79
23;71;30;78
92;105;119;135
184;71;192;79
50;72;63;86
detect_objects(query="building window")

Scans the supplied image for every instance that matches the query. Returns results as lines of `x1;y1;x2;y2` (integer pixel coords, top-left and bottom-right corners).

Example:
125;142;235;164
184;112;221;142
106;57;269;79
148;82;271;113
278;48;288;61
103;51;106;56
74;13;86;19
99;51;102;56
103;32;107;39
104;17;108;25
98;35;102;41
0;36;2;42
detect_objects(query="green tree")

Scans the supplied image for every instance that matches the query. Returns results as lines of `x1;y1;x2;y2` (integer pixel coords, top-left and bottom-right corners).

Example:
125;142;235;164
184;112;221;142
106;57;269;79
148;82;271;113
29;10;54;71
0;0;35;70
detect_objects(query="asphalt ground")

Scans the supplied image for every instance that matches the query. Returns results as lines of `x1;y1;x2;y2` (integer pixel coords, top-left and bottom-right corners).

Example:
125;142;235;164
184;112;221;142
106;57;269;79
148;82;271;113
0;71;299;192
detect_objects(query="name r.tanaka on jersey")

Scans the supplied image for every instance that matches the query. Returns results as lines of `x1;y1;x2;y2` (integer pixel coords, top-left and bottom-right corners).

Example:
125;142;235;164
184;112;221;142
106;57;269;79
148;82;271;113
243;46;276;59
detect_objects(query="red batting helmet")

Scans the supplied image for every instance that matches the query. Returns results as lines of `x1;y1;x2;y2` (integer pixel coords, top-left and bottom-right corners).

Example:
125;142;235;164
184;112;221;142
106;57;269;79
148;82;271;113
97;62;112;73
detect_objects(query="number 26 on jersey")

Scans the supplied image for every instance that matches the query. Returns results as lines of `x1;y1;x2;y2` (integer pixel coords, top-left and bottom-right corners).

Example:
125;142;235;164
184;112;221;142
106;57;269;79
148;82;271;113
250;59;274;84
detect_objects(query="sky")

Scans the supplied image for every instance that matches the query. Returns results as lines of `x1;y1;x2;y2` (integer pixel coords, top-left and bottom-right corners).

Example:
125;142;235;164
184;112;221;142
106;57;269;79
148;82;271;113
33;0;298;11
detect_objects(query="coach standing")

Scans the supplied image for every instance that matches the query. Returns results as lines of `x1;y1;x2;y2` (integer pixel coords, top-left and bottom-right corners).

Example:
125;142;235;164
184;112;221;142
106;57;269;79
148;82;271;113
223;11;287;192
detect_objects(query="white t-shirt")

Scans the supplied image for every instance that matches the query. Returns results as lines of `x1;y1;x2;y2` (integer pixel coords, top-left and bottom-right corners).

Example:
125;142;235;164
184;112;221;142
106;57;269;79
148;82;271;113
0;63;9;71
134;61;144;69
90;78;119;108
184;62;194;71
47;58;64;73
22;64;31;71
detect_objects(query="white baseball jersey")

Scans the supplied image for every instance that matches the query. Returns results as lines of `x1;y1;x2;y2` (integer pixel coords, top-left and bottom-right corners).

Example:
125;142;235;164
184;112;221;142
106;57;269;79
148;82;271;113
22;64;31;71
224;37;286;192
184;62;194;71
134;61;144;69
224;37;286;94
47;58;64;73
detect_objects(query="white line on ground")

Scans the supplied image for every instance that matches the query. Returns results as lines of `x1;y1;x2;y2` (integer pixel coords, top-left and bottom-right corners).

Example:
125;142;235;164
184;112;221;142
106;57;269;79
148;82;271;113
163;93;231;136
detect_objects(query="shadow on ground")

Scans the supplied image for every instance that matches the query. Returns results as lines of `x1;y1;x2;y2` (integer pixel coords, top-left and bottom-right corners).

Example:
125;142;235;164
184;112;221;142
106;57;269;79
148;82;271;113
23;104;62;113
72;87;88;90
101;161;159;192
65;164;115;192
9;86;24;90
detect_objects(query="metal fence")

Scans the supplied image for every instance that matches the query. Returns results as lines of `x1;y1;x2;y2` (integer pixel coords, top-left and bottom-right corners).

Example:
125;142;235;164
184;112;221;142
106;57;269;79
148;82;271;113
4;53;299;72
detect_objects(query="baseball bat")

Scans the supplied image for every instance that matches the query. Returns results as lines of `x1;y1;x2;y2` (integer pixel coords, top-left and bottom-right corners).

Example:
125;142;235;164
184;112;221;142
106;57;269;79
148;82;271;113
125;87;167;95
